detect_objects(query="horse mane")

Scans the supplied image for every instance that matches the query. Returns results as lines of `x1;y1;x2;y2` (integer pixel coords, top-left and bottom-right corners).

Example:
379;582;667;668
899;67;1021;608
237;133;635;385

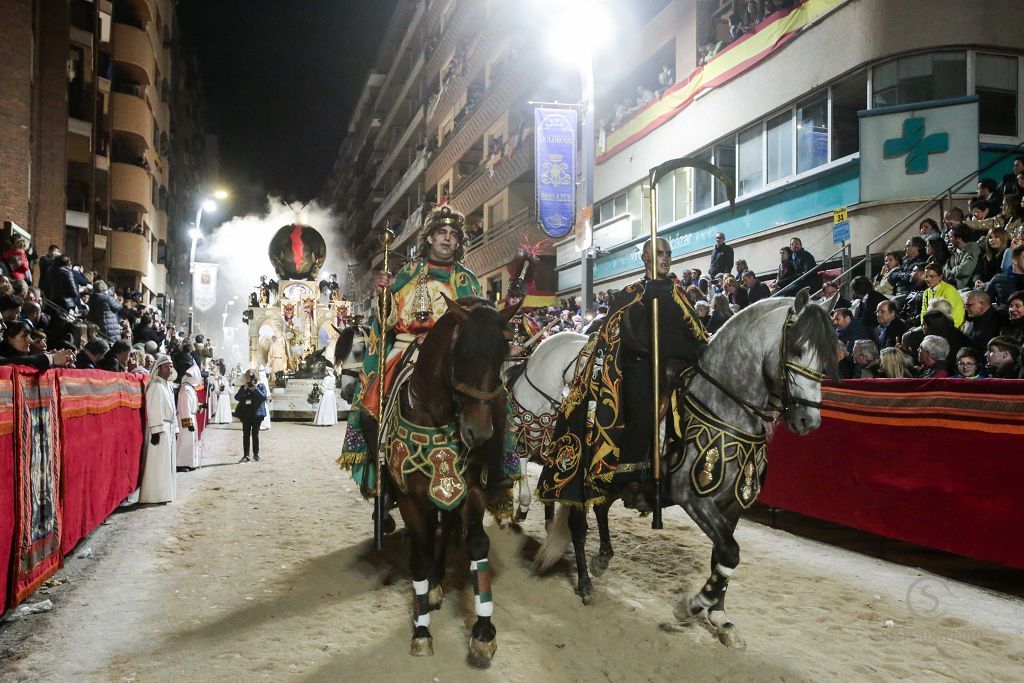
333;325;356;368
786;300;841;382
451;298;508;376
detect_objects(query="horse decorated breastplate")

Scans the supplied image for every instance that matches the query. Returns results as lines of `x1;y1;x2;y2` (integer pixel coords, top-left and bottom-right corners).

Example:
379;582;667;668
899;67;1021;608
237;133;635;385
388;413;467;510
671;392;767;509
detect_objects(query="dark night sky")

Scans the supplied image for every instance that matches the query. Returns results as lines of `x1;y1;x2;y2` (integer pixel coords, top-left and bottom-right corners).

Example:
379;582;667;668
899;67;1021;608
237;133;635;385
176;1;398;215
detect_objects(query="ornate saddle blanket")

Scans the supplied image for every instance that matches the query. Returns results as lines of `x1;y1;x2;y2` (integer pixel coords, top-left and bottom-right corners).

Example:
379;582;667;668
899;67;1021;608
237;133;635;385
670;392;767;509
387;411;467;511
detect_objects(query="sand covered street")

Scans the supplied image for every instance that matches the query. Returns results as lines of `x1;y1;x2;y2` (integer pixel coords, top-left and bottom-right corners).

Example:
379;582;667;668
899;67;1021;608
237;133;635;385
1;420;1021;682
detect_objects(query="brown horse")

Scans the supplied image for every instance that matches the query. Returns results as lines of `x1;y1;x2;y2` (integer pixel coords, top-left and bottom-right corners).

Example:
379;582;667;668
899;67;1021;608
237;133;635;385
362;295;517;666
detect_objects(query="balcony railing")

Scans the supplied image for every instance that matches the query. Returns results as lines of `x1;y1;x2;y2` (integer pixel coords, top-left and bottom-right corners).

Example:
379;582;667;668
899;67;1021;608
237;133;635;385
372;150;429;228
112;23;154;85
463;207;552;277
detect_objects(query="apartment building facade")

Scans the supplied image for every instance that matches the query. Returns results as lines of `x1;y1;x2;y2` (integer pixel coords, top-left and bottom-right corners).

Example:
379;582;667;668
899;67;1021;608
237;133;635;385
321;0;557;307
1;0;213;313
556;0;1024;298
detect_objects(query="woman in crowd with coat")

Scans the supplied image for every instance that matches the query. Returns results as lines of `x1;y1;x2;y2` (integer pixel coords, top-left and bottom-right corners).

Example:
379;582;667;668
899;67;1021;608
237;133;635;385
234;369;267;463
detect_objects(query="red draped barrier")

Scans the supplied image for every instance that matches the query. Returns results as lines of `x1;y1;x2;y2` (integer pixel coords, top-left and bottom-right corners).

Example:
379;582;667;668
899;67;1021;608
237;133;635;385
0;368;16;611
58;371;146;556
763;379;1024;569
0;367;146;610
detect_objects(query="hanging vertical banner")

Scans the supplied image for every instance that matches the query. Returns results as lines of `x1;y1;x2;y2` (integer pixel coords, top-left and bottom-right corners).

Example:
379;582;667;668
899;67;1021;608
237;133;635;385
535;107;577;238
192;262;219;312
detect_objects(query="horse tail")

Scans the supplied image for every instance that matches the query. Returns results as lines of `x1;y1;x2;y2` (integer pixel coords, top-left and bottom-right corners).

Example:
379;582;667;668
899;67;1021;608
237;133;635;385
533;504;572;574
334;326;356;369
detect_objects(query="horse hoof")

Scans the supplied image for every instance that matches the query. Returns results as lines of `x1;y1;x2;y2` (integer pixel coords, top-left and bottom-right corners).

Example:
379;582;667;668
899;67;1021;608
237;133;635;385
589;553;609;577
673;593;705;623
709;611;746;650
410;637;433;657
580;592;594;606
467;637;496;668
428;584;443;611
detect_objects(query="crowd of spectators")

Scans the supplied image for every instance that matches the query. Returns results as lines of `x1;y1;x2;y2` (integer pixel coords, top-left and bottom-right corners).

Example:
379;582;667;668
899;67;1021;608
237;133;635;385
0;241;226;382
699;0;800;65
513;156;1024;383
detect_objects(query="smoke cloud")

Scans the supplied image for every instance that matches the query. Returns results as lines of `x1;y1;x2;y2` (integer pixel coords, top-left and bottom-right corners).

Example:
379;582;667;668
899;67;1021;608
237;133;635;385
191;197;349;366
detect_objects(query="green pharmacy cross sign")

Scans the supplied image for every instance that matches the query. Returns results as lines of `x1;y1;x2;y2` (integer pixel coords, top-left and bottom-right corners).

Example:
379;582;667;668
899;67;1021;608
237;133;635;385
883;117;949;175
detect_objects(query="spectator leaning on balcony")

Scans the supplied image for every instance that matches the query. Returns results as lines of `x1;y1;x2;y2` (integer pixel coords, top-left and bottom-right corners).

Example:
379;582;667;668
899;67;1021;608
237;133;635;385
37;245;60;292
100;339;132;372
920;263;965;327
76;337;109;370
977;177;1003;216
964;290;1004;355
775;247;798;294
918;335;950;379
874;299;907;350
943;224;981;290
88;280;122;340
0;320;74;370
708;232;734;277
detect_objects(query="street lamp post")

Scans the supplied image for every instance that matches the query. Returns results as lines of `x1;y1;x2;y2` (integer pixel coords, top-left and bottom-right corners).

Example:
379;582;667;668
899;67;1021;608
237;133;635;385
579;51;596;315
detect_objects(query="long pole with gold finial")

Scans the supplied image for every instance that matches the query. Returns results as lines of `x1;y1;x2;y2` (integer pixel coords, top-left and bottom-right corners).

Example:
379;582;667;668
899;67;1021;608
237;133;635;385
373;223;396;550
647;173;663;531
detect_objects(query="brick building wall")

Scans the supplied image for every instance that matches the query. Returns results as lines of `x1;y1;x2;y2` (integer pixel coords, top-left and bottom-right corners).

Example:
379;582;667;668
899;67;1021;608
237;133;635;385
31;0;70;264
0;0;33;233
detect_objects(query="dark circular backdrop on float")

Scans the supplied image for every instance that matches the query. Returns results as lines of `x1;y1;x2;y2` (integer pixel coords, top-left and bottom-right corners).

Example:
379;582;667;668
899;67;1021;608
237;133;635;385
268;223;327;281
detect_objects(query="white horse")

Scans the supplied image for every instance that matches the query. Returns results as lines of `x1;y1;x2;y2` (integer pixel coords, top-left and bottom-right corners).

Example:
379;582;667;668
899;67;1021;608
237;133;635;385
505;332;588;519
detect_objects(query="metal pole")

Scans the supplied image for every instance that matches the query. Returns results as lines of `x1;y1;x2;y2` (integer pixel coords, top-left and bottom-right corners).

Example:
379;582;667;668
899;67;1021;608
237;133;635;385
580;54;596;314
188;206;203;338
373;225;396;550
649;177;663;531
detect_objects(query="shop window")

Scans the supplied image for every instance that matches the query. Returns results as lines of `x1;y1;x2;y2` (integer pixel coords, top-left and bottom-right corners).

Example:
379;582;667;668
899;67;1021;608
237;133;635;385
976;53;1018;137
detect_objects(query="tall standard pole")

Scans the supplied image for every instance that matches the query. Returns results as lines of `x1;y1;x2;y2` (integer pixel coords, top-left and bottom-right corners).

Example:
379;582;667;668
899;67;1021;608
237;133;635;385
648;176;663;531
188;205;204;338
579;53;596;314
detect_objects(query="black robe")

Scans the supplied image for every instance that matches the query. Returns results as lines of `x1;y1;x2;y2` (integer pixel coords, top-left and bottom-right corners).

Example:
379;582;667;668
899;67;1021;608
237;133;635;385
537;277;707;506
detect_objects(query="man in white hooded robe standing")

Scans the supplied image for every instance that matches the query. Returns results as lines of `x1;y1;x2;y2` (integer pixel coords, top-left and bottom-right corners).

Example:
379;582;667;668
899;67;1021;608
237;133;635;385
139;355;178;503
176;364;203;470
313;367;338;426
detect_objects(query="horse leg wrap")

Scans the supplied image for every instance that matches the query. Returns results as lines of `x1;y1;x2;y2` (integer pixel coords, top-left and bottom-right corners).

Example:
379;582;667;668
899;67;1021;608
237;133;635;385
698;564;734;609
413;579;431;628
470;559;494;618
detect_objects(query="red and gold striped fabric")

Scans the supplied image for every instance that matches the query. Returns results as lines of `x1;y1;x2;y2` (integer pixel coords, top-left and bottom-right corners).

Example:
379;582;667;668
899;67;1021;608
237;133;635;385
56;370;146;419
599;0;851;163
0;371;14;437
820;379;1024;435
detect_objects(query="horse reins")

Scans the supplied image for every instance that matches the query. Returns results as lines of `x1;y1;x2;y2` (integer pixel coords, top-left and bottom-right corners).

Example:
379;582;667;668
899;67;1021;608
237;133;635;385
691;308;827;425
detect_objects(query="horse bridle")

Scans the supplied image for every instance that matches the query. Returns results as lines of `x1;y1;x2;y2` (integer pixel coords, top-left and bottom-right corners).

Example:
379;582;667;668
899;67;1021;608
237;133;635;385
691;308;827;424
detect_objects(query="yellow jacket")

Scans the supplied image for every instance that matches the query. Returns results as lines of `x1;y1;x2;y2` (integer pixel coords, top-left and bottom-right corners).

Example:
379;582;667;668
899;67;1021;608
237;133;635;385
921;280;965;327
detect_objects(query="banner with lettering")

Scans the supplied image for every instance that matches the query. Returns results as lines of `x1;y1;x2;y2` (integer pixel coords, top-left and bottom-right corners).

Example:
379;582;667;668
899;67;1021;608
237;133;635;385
192;262;219;312
534;107;577;238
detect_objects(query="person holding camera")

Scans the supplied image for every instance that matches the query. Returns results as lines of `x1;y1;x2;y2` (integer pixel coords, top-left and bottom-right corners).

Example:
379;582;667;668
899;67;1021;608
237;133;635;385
234;369;267;463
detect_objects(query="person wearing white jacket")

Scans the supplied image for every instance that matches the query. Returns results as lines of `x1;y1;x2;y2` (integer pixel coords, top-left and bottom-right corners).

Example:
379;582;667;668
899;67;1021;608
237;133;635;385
175;364;203;470
139;356;179;503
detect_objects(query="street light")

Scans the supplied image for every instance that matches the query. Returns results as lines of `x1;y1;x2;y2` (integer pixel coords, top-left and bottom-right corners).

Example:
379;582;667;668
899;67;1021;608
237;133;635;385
540;0;612;313
188;199;218;336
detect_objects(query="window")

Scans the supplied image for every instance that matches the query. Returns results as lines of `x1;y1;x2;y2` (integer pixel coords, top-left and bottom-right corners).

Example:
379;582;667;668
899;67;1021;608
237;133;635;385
976;53;1018;137
627;183;644;236
737;124;763;195
486;198;505;229
872;52;967;108
673;167;693;222
613;192;628;218
797;94;829;172
656;172;674;227
831;70;866;160
693;147;714;212
713;142;735;205
766;111;793;183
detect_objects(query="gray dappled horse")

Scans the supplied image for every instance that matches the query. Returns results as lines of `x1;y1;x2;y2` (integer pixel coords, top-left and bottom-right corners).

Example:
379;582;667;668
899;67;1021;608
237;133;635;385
536;290;837;648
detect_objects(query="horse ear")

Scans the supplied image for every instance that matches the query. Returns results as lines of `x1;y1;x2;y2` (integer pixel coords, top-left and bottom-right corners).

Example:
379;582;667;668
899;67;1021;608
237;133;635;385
441;293;468;322
500;298;523;324
794;287;811;313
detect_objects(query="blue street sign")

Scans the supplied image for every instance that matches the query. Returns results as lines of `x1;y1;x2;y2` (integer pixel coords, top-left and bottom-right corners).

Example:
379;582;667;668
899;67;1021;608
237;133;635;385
832;220;850;244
